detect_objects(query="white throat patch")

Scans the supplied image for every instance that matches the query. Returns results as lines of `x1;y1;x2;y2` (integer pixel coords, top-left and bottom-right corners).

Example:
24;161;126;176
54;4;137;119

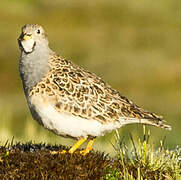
21;39;35;53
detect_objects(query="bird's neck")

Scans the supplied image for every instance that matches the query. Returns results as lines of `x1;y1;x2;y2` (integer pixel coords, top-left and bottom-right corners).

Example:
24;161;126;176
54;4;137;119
19;44;52;93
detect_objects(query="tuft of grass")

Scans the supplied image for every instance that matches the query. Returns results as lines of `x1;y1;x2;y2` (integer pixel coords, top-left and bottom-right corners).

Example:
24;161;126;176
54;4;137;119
106;165;121;180
109;126;181;179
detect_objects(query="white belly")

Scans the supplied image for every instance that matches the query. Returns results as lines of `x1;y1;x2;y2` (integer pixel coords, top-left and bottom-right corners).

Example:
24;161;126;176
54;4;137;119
29;97;121;138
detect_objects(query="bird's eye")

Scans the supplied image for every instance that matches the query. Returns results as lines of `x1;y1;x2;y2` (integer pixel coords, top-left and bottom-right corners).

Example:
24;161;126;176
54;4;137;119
37;29;41;34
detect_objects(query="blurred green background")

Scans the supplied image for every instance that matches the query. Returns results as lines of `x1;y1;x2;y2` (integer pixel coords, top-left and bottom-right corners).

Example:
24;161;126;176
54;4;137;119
0;0;180;154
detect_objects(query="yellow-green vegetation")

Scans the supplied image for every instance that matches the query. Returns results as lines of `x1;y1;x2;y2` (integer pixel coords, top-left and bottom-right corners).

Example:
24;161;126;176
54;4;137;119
106;127;181;179
0;0;180;160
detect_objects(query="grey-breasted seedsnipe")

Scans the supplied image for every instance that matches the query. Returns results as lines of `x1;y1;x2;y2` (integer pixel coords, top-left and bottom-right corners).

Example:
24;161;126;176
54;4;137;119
18;24;171;155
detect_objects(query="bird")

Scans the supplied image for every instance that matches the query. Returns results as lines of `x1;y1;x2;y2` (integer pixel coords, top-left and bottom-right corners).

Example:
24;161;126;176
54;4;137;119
18;24;171;155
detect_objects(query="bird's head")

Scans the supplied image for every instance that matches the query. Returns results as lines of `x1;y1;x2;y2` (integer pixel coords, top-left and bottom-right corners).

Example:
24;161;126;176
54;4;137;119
18;24;48;54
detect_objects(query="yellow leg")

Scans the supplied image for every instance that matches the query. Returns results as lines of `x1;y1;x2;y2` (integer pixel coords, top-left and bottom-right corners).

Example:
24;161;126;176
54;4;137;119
80;138;95;156
68;138;87;154
50;138;94;155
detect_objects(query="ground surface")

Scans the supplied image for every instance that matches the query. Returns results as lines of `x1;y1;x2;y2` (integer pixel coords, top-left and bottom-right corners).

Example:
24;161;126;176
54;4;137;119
1;142;180;180
0;142;111;180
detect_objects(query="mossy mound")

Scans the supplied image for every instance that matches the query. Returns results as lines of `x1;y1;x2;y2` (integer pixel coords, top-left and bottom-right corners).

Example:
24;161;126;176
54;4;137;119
0;142;112;179
0;142;180;179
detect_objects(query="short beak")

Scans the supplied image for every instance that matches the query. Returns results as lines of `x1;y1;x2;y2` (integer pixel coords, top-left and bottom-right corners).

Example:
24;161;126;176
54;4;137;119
18;33;32;42
17;33;33;51
23;34;32;41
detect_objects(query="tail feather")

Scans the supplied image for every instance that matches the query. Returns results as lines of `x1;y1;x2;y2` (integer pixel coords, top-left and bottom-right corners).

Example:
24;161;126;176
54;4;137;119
119;103;172;130
119;117;172;130
140;118;172;130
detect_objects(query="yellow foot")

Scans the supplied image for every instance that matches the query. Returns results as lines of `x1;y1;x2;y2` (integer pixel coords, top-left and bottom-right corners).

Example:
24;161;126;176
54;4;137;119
50;151;59;155
50;138;95;156
50;150;67;155
60;150;67;154
80;148;92;156
80;139;95;156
